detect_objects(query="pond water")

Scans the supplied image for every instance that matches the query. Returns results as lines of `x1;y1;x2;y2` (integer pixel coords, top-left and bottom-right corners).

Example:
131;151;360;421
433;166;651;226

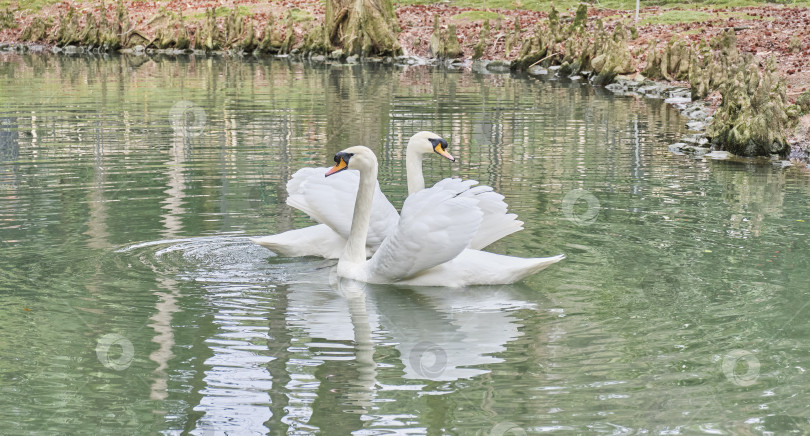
1;53;809;434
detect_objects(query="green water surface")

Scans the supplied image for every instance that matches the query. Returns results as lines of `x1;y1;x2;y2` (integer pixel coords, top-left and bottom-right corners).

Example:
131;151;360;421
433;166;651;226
1;53;809;434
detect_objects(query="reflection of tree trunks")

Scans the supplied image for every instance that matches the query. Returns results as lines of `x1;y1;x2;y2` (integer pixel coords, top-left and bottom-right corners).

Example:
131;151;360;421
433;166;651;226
264;283;293;435
325;0;401;56
148;277;180;401
324;66;393;159
84;121;111;250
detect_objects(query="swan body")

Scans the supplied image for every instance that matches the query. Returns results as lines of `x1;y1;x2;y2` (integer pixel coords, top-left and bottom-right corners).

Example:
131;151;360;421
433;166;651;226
253;131;522;257
405;131;524;249
329;146;564;286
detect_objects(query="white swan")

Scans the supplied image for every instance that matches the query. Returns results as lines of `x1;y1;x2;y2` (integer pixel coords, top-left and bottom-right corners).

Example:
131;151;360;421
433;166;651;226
252;132;521;257
327;146;564;286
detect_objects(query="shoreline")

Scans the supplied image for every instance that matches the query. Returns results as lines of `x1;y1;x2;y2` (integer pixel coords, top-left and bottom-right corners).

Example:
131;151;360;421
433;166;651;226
1;1;809;162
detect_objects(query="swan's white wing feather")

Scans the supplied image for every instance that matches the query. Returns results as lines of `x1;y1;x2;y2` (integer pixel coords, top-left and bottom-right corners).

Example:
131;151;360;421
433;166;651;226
286;167;398;249
251;224;345;258
368;180;483;281
463;190;524;250
430;178;524;250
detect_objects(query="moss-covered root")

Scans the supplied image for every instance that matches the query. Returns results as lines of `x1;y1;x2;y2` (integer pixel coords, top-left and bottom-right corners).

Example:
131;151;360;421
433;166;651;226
644;37;692;82
301;23;330;54
591;21;634;85
235;17;258;52
327;0;401;56
797;89;810;116
280;12;295;54
472;20;490;60
504;17;521;58
194;8;222;51
429;15;462;59
157;14;192;51
428;13;443;57
709;58;793;157
0;8;15;30
97;3;121;50
259;15;285;54
20;17;47;42
56;7;82;46
511;3;571;71
569;3;587;33
511;22;552;70
224;9;243;47
78;11;98;47
115;0;130;47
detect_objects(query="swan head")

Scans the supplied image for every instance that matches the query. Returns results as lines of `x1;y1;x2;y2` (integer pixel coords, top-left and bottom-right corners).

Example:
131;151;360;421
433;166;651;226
408;131;454;162
325;145;377;177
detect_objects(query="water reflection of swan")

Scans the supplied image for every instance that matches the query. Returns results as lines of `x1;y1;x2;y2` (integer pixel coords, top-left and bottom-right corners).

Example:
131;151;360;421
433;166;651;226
287;271;536;383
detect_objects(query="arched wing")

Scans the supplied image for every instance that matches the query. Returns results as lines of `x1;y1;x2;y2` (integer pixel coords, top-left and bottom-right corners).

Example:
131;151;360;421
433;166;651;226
368;179;483;282
431;178;523;250
286;167;399;249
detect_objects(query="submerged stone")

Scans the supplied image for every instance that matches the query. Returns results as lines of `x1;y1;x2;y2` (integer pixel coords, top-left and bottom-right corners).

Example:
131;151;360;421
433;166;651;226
686;121;706;131
486;60;511;73
528;65;548;75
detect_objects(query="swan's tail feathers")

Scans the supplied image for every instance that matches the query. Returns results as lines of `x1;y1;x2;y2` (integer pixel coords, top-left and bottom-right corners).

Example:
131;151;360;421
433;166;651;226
470;215;524;250
452;183;524;250
486;253;565;284
518;254;566;280
251;224;346;259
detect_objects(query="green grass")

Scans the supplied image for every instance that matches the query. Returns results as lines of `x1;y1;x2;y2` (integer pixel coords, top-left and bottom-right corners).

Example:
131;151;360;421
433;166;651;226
451;10;504;20
639;9;777;25
288;8;313;22
0;0;60;11
639;10;715;24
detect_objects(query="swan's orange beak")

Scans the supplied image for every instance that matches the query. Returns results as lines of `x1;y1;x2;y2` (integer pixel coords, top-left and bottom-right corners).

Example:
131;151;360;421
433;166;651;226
325;156;348;177
434;144;455;162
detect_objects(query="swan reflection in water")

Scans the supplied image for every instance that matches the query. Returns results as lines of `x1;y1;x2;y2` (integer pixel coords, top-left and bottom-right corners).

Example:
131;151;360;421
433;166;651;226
153;238;545;433
288;267;538;384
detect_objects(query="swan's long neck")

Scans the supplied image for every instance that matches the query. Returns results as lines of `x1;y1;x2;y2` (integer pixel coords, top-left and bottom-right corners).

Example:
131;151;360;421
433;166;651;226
406;147;425;195
342;163;378;265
